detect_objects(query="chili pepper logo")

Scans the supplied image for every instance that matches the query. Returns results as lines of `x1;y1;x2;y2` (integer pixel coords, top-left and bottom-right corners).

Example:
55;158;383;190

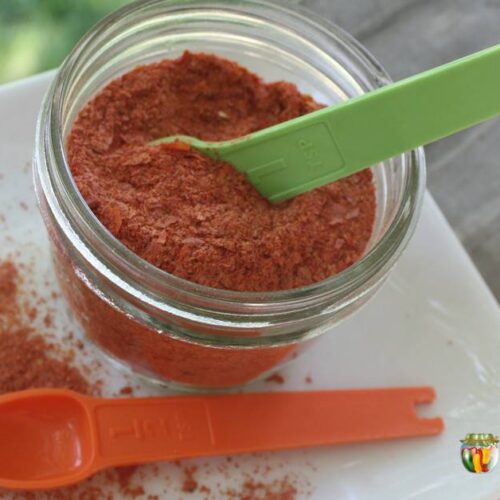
461;434;499;473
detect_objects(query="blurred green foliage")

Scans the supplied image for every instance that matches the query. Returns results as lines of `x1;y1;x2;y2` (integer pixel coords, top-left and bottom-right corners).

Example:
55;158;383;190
0;0;131;84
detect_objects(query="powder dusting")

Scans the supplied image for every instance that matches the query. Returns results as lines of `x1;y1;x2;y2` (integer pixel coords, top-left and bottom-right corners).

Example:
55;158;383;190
181;465;199;493
0;261;144;497
0;261;91;395
265;373;285;385
0;259;312;498
226;478;298;499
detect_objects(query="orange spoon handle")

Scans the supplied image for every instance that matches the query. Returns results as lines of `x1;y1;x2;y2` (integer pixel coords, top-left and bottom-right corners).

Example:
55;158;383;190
89;387;443;469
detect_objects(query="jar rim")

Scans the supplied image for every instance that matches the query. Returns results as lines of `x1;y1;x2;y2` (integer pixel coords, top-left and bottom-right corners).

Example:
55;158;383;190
36;0;426;320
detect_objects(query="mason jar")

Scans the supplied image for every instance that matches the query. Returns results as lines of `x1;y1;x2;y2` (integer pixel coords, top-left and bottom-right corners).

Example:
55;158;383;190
33;0;426;390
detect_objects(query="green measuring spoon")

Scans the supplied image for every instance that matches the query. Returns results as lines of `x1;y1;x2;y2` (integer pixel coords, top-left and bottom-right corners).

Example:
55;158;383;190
155;44;500;203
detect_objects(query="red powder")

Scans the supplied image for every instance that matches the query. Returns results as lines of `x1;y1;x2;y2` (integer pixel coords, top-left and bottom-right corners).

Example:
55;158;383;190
175;463;307;499
115;466;144;497
43;312;53;328
265;373;285;385
0;327;91;394
0;261;145;498
181;465;199;493
54;52;375;389
200;484;211;495
68;51;375;292
0;261;17;318
0;261;91;395
0;260;313;497
226;478;298;500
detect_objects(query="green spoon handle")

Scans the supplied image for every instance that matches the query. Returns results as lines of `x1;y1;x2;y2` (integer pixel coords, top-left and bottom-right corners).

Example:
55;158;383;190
225;44;500;202
326;43;500;174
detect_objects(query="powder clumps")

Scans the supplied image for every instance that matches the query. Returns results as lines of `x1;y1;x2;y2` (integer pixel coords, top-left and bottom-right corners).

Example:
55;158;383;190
225;477;298;500
265;373;285;385
181;465;199;493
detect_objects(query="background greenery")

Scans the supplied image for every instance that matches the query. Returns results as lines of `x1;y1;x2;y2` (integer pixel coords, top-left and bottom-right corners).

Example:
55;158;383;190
0;0;131;84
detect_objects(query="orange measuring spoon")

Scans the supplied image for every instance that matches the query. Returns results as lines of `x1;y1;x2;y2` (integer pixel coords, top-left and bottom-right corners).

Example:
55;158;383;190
0;387;443;490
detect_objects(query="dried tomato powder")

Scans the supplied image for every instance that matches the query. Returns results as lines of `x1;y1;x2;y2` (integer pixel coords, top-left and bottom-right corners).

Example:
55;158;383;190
0;261;91;395
59;51;376;388
68;51;375;292
0;262;150;497
0;260;311;497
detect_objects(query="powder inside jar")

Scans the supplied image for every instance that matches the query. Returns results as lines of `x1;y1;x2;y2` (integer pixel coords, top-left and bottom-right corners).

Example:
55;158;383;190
68;51;376;292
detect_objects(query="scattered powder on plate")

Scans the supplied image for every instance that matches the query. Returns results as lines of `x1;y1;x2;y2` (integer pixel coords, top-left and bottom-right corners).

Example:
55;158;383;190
0;260;145;498
175;460;310;500
181;465;199;493
0;259;312;499
265;373;286;385
225;477;298;499
0;261;91;395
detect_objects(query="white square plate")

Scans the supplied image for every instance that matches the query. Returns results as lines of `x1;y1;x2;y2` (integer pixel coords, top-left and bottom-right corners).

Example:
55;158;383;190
1;73;500;499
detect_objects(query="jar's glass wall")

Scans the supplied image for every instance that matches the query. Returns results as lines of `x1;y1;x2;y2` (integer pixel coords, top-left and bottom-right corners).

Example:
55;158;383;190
59;2;407;256
34;0;425;389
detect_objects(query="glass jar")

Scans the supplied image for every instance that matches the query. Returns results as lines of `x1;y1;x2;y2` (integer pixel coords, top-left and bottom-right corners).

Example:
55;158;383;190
33;0;426;390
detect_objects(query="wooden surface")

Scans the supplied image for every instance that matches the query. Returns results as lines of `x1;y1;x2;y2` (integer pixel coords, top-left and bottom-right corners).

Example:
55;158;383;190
297;0;500;302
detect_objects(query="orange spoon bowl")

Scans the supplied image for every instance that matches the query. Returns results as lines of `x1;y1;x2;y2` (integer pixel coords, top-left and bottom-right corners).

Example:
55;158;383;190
0;390;95;490
0;387;443;491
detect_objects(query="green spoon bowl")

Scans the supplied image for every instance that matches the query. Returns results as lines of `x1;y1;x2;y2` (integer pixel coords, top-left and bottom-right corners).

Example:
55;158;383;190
155;44;500;203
